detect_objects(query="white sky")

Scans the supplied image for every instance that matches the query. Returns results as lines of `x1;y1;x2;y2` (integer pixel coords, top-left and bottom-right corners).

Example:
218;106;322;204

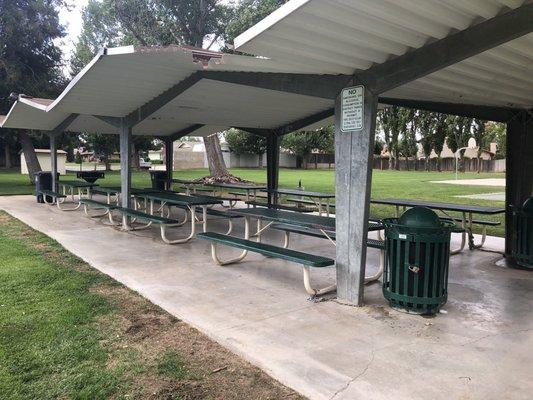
57;0;234;75
58;1;88;63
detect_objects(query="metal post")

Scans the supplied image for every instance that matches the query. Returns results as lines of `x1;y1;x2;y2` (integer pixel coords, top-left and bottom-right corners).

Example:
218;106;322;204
334;86;377;306
120;120;132;228
165;138;173;190
49;133;58;192
266;134;280;207
505;111;533;257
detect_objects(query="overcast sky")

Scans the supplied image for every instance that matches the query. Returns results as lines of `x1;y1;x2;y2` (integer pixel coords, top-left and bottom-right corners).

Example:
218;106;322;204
57;0;89;68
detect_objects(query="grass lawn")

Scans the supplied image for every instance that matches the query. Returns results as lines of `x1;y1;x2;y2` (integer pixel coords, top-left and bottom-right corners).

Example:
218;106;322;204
0;212;301;399
0;168;506;236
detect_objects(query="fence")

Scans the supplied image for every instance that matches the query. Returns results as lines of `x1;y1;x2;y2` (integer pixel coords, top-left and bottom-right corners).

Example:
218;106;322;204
303;155;506;172
373;158;506;172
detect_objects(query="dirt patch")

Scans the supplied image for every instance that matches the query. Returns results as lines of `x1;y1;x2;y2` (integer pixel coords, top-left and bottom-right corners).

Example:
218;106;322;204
0;211;304;399
94;284;303;399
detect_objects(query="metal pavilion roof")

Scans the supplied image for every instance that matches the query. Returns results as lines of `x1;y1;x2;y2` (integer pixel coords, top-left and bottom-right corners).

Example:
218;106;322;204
0;45;334;136
235;0;533;110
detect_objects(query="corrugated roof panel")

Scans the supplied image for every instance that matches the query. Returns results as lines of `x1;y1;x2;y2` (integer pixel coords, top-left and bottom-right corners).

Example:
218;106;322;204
235;0;532;109
153;79;333;129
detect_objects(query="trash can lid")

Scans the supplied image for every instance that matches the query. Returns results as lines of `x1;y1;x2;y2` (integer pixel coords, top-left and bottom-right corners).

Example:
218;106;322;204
398;206;442;228
523;197;533;215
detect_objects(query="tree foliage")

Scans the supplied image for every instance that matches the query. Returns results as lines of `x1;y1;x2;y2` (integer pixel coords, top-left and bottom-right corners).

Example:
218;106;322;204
225;129;266;155
0;0;67;179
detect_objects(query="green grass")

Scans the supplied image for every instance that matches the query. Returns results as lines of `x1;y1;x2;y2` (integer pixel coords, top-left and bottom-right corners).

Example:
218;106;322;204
0;214;124;399
0;168;506;235
0;212;303;399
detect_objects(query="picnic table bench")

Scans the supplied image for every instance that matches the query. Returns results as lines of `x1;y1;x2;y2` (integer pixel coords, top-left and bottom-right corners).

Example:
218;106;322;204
266;188;335;216
371;198;504;252
37;189;90;212
197;208;385;296
246;200;314;213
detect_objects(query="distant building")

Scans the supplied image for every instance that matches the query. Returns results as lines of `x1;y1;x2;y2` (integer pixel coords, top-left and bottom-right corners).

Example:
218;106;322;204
20;149;67;175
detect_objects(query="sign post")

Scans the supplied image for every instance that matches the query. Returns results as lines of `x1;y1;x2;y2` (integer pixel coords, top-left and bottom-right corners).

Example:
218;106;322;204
341;86;364;132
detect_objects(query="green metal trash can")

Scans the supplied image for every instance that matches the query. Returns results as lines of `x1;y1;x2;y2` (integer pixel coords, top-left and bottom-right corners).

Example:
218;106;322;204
512;197;533;269
150;171;168;190
383;207;456;315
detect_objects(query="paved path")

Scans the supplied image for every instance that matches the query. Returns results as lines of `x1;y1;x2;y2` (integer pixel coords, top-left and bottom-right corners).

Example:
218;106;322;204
456;192;506;201
1;196;532;400
431;178;506;187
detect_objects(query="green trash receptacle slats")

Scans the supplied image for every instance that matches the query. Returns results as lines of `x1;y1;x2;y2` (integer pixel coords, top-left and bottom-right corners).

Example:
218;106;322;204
513;201;533;269
383;207;455;315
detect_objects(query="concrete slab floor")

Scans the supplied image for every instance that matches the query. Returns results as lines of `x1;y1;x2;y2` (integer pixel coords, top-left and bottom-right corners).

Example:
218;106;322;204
0;195;531;400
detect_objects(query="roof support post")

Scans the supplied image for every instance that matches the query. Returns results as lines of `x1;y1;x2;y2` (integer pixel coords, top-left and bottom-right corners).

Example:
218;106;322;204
335;85;377;306
505;111;533;259
164;137;174;190
266;133;280;206
49;133;58;193
120;119;132;229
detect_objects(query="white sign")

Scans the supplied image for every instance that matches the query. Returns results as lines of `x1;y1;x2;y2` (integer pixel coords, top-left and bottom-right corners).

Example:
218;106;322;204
341;86;364;132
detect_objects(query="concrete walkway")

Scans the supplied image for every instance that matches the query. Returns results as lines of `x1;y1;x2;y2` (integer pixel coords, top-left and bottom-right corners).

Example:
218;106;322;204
1;195;532;400
432;178;506;187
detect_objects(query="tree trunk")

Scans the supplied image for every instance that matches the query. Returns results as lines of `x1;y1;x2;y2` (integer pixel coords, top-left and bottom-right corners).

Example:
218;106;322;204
257;153;263;168
4;143;12;168
103;156;111;171
19;131;41;183
437;155;442;172
132;143;140;170
204;134;228;177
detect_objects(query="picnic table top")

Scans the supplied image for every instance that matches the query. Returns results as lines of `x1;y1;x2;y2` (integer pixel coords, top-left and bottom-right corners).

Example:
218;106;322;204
228;207;382;232
206;182;266;190
371;198;505;214
58;180;99;188
93;186;158;195
265;188;335;198
143;191;223;206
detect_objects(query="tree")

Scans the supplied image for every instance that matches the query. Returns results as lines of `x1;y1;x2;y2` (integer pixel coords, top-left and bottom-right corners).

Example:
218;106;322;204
224;0;289;48
433;114;448;172
472;119;486;173
82;133;119;171
446;116;473;172
377;106;409;170
398;109;418;171
419;111;437;171
0;0;66;182
72;0;247;179
281;131;325;169
225;129;266;167
132;136;155;170
485;121;506;159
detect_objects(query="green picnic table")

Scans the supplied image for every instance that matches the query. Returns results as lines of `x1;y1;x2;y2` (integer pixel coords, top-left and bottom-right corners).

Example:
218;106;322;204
371;198;504;252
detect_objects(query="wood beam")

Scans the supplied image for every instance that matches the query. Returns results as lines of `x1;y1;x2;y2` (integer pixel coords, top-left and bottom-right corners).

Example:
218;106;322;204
119;119;132;228
266;134;280;206
51;113;79;133
505;111;533;257
335;86;377;306
201;71;352;100
94;115;122;128
170;124;205;141
277;108;334;135
164;138;174;189
379;97;518;122
49;133;58;192
124;72;202;127
236;127;272;137
362;4;533;94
